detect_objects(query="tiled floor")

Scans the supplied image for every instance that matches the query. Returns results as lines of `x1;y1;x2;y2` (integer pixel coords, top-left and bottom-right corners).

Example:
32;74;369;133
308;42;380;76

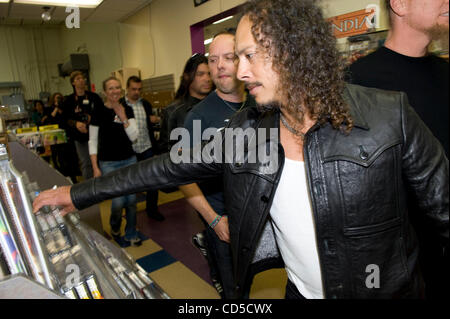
99;190;287;299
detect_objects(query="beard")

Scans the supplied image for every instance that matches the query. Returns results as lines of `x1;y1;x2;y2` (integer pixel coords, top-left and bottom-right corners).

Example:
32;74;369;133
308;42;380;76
215;77;240;95
427;23;449;40
255;100;283;113
427;24;449;52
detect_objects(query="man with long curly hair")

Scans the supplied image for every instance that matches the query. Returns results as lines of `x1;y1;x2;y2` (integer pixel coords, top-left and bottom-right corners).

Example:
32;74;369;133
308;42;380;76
34;0;448;299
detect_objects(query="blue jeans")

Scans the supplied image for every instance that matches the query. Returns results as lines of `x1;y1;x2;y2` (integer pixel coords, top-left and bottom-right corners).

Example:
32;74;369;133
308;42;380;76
99;156;138;240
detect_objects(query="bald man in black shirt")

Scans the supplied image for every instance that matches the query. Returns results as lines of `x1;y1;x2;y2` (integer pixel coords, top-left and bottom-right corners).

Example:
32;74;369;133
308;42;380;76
347;0;449;300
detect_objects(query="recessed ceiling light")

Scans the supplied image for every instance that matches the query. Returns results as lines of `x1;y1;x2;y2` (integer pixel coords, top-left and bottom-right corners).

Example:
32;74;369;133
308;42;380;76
14;0;104;9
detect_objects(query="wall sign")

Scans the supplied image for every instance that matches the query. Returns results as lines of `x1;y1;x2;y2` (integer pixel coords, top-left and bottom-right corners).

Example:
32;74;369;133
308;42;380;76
328;8;377;39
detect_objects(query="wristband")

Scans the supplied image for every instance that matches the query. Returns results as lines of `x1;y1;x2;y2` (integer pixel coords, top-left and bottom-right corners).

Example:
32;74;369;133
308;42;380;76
209;215;222;229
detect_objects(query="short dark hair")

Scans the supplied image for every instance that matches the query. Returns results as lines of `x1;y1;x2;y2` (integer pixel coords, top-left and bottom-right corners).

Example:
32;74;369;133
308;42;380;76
127;75;142;88
174;53;209;100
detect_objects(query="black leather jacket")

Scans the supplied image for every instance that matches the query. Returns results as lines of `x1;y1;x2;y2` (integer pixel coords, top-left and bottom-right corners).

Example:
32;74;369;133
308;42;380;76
71;84;448;298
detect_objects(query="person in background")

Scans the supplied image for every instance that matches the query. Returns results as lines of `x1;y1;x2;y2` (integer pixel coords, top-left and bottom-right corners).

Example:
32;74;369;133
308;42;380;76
347;0;449;155
61;71;104;180
31;100;49;126
47;92;64;126
182;30;256;298
120;76;165;222
158;54;212;153
89;76;141;246
47;92;79;183
347;0;449;299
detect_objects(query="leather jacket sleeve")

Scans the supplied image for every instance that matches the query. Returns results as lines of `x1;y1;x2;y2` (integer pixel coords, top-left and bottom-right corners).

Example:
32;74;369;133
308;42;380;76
400;92;449;247
70;151;223;210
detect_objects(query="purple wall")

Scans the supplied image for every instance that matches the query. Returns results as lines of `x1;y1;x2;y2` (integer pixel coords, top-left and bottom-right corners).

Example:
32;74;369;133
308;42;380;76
189;4;244;55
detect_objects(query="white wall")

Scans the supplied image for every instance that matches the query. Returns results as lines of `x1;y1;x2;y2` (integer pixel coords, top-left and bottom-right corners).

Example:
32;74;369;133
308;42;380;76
120;0;247;90
0;0;389;101
59;22;122;95
119;0;387;90
0;22;123;101
0;25;64;101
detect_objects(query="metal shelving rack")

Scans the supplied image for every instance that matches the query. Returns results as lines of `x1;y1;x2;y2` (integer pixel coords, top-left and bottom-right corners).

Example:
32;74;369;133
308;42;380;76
0;142;170;299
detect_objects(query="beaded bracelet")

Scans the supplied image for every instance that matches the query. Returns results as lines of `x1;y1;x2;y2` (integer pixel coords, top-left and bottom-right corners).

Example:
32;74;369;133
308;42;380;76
209;215;222;229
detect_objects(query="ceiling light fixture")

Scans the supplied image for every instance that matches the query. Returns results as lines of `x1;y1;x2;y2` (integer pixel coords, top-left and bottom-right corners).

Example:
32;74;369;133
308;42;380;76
14;0;104;9
213;16;234;25
41;6;51;21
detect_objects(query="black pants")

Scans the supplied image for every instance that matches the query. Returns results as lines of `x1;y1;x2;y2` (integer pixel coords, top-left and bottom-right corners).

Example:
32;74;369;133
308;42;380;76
285;280;306;299
135;147;159;213
204;226;236;299
50;142;80;183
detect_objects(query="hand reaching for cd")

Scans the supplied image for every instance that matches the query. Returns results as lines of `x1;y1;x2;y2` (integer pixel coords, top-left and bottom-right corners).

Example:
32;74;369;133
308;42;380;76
33;186;76;216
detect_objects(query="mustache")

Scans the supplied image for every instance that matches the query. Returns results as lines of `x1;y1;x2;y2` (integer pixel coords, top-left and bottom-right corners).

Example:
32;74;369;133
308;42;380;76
245;82;263;89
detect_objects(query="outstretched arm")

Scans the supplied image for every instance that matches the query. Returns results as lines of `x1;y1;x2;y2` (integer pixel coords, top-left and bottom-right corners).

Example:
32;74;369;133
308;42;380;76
33;151;223;216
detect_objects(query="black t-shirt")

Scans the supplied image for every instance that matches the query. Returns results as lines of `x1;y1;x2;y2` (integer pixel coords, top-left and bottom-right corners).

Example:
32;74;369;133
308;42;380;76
347;46;449;156
90;103;135;161
183;91;257;215
61;91;104;142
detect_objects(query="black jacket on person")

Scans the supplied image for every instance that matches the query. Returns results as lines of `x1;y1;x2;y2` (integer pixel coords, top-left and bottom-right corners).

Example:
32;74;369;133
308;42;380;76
158;95;202;153
119;97;159;155
61;91;104;143
69;84;448;298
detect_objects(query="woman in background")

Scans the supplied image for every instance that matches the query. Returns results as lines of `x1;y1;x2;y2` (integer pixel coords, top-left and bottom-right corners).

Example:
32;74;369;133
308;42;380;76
47;92;64;126
48;92;79;184
88;77;142;246
31;100;50;126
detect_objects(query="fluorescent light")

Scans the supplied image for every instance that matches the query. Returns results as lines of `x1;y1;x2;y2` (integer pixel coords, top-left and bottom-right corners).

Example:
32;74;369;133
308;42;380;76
204;38;213;45
213;16;233;25
14;0;104;8
0;0;10;3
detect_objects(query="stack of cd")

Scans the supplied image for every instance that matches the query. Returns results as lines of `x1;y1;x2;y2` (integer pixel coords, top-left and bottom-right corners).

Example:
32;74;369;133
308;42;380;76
62;273;104;299
94;241;169;299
